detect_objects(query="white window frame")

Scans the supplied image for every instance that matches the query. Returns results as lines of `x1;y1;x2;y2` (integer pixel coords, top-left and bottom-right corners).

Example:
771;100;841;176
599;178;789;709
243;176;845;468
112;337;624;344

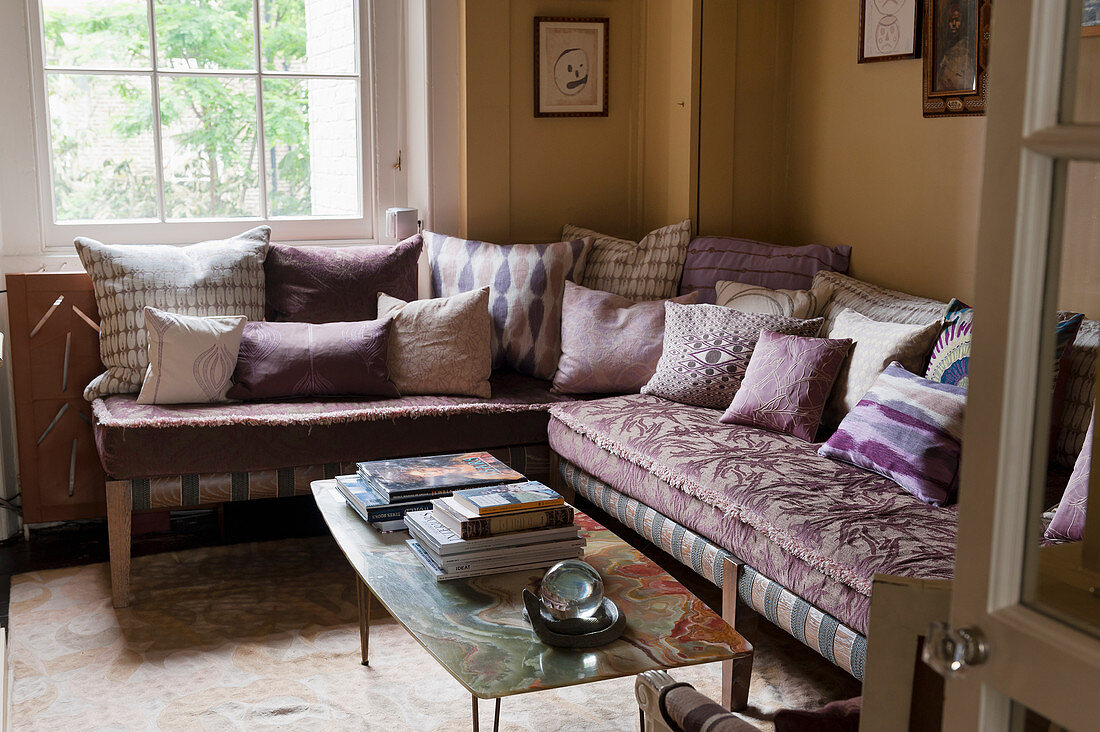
21;0;401;249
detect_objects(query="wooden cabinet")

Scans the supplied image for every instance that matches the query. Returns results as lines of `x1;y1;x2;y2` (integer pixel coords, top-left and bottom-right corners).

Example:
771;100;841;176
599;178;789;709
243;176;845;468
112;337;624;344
7;272;107;523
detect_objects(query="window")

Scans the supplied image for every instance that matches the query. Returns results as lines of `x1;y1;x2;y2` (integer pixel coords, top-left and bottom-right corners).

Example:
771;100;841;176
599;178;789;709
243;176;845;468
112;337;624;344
29;0;385;245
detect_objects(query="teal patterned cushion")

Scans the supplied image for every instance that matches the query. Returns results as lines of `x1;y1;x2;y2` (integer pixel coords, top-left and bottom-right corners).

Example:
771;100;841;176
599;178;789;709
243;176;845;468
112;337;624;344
924;299;974;387
925;299;1083;390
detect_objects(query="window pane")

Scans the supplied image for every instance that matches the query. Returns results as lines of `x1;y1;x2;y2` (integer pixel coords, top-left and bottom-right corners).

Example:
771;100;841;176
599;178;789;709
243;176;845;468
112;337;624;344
42;0;150;69
155;0;255;71
47;73;157;221
264;78;360;217
160;76;260;218
261;0;356;74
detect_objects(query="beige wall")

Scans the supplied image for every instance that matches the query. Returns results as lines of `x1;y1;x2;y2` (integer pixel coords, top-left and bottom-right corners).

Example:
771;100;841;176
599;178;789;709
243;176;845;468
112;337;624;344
783;0;985;303
1058;36;1100;319
460;0;644;244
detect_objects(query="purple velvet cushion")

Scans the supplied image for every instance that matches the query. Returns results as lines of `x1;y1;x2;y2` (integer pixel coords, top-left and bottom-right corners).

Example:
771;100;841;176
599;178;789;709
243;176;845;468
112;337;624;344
679;236;851;304
818;362;967;506
720;331;852;441
553;281;698;394
264;235;422;323
1045;409;1092;543
227;320;399;400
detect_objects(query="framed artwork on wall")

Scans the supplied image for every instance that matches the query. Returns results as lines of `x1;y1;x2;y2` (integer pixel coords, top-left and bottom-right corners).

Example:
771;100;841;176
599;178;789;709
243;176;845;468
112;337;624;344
922;0;992;117
858;0;921;62
1085;0;1100;37
534;17;609;117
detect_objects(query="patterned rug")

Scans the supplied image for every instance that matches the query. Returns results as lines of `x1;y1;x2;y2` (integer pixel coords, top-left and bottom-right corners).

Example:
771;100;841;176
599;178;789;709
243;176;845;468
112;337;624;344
9;537;859;730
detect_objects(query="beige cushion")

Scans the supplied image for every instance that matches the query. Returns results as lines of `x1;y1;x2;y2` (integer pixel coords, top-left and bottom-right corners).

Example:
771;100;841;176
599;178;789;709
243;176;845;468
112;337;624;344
137;307;245;405
715;280;830;319
76;227;269;400
813;270;947;332
563;220;692;301
822;308;941;429
377;288;492;398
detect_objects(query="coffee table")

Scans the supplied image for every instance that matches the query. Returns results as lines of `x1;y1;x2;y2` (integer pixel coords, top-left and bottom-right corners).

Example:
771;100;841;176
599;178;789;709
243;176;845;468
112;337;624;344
312;480;753;731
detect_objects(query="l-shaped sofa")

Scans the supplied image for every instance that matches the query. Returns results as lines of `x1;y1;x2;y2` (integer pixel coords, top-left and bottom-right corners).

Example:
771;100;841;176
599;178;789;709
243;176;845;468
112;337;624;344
10;243;1096;687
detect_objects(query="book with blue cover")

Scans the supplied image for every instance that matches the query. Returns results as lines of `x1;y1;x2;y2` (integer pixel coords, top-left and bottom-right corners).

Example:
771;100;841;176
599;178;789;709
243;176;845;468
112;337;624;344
335;474;439;523
356;452;525;500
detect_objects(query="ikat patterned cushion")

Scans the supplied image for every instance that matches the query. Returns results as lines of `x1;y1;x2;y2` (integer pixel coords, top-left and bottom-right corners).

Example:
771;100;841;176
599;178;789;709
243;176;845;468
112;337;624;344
819;362;967;506
641;302;823;409
821;308;941;430
75;227;269;401
720;330;852;441
562;219;691;301
426;231;592;380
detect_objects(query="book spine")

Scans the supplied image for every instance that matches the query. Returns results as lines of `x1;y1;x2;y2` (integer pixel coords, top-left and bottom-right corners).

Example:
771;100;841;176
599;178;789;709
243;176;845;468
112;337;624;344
474;497;565;516
365;501;433;522
456;505;575;540
377;486;457;503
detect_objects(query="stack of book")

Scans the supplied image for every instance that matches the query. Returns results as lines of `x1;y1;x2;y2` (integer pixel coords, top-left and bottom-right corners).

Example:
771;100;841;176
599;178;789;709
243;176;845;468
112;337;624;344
334;451;525;532
405;481;582;581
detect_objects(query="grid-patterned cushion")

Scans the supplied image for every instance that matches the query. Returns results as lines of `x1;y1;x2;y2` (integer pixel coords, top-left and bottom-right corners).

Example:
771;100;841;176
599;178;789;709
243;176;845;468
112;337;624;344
426;232;591;380
814;271;947;333
76;227;269;401
563;219;691;301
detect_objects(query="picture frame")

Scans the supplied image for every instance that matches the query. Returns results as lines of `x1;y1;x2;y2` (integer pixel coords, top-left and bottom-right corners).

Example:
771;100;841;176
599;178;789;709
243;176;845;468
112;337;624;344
534;17;609;117
922;0;992;117
858;0;921;63
1085;0;1100;37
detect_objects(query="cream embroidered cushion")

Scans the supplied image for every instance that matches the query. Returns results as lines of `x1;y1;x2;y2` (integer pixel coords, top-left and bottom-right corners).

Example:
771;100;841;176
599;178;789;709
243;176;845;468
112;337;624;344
377;288;493;398
75;227;269;400
821;308;942;430
715;281;831;319
137;307;245;405
563;220;692;301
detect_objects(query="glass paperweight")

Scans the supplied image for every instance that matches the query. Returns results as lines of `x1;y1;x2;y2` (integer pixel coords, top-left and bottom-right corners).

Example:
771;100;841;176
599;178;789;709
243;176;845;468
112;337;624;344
539;559;604;620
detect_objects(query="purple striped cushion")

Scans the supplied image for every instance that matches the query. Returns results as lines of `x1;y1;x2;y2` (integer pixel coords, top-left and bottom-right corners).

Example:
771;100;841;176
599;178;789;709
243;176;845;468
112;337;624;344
818;362;967;506
679;236;851;304
1045;409;1092;543
426;232;592;379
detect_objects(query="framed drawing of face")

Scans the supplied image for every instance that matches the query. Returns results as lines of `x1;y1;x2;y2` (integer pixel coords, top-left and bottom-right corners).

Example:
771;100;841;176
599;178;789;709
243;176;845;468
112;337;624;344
534;17;609;117
922;0;992;117
858;0;921;63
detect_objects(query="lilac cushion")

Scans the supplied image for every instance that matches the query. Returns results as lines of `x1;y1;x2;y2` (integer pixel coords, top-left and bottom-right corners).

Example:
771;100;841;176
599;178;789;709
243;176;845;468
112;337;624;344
552;282;698;394
818;362;967;506
227;320;399;400
1045;409;1092;543
264;235;422;323
679;236;851;304
720;331;852;441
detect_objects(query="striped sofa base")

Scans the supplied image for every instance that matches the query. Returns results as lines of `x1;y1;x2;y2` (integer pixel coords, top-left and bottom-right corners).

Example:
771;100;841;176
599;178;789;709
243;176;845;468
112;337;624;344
119;445;552;511
104;444;552;608
560;459;866;680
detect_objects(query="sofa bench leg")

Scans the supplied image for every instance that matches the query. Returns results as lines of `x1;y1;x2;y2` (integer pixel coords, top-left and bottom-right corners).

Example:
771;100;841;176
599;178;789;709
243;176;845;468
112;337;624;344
106;480;132;608
721;557;752;711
